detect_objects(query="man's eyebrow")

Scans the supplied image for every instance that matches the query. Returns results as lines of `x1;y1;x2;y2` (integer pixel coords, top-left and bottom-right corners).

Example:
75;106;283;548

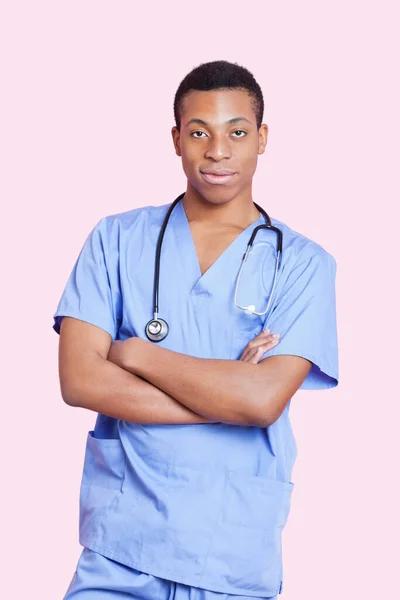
184;117;252;127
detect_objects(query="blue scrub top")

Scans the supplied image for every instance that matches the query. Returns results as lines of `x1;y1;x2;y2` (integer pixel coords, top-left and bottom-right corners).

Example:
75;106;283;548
53;199;339;598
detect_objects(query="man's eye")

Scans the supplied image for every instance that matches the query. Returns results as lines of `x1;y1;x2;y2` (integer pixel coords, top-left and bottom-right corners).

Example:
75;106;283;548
190;130;246;139
232;130;246;138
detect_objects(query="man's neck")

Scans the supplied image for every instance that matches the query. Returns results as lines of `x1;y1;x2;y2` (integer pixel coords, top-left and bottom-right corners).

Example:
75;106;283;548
182;182;261;230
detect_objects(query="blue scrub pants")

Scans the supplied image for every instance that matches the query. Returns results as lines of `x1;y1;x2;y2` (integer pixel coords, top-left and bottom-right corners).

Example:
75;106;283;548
64;548;278;600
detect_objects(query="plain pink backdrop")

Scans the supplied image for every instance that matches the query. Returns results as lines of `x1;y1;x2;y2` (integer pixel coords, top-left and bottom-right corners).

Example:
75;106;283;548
2;1;399;599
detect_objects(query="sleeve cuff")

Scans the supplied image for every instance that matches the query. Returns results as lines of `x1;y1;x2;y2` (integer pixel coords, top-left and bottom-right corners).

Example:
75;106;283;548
53;311;116;340
261;346;339;390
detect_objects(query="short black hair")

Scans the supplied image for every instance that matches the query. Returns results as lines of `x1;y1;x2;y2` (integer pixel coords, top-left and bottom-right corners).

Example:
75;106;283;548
173;60;264;131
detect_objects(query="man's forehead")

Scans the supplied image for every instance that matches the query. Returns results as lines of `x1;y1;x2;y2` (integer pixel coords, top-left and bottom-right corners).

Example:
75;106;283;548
184;116;253;128
180;89;255;124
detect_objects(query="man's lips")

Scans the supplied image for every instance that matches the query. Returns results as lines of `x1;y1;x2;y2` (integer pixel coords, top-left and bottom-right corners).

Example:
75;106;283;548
200;170;237;184
201;169;236;175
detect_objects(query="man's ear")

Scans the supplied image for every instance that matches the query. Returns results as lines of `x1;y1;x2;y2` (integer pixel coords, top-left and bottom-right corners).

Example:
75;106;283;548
258;123;269;155
171;126;182;157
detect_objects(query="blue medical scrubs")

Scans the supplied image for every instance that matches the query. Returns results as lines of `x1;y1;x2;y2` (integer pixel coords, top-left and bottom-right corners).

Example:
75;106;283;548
53;198;339;598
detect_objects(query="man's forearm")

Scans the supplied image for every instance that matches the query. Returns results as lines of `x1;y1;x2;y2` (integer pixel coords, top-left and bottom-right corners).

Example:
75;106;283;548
64;354;219;425
121;338;265;426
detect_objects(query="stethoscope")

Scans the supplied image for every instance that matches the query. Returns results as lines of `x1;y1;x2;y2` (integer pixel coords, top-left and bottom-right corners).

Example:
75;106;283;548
145;192;283;342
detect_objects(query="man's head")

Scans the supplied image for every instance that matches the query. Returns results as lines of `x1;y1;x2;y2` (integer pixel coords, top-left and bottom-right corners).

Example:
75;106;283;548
172;60;268;206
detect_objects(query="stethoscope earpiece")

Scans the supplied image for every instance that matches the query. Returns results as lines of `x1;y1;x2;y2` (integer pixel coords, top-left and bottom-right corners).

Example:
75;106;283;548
145;318;169;342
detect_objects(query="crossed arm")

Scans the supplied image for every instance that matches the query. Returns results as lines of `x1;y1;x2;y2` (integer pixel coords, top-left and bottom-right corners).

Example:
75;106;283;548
58;317;312;428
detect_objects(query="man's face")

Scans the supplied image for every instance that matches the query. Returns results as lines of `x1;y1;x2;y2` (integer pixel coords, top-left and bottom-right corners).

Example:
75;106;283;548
171;88;268;205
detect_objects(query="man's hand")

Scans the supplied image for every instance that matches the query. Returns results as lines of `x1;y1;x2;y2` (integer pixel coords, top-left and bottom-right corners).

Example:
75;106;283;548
239;329;280;364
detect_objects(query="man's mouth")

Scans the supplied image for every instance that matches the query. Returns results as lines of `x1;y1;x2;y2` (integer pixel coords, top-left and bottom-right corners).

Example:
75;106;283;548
200;170;237;185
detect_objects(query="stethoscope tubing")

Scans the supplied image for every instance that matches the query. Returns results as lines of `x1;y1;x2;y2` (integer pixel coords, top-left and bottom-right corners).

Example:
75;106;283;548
146;192;282;342
152;193;185;318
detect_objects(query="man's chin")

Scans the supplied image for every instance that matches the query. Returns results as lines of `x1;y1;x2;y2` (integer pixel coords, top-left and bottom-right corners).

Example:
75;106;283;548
191;182;241;206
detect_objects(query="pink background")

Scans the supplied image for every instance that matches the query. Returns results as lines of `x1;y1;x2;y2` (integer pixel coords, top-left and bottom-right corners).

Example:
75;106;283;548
2;1;399;598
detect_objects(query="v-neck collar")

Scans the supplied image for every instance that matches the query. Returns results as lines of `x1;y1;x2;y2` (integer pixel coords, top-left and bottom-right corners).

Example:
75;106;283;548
170;198;264;295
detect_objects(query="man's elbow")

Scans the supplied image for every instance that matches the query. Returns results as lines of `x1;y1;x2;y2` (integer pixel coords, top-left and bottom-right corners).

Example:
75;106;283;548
246;394;288;428
62;394;78;407
60;381;83;407
246;410;276;429
235;397;276;428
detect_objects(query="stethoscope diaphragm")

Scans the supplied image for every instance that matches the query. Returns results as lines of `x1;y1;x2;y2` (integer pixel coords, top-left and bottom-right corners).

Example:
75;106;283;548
145;318;169;342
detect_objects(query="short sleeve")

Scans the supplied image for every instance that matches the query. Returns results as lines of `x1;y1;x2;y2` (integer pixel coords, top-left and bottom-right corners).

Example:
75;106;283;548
261;246;339;390
52;217;117;339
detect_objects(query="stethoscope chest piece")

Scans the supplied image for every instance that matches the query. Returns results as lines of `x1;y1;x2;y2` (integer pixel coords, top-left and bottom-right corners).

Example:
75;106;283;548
145;318;169;342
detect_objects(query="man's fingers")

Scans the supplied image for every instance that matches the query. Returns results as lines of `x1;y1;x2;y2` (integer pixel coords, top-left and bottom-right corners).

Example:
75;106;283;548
240;347;257;363
246;346;267;364
240;346;259;362
240;335;280;362
245;331;277;347
245;331;270;349
240;342;265;362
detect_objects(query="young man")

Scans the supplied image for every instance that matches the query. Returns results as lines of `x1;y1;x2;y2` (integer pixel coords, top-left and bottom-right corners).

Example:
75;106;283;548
54;60;339;599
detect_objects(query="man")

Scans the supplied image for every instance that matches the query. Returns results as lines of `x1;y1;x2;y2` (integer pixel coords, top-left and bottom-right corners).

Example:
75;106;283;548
54;60;339;599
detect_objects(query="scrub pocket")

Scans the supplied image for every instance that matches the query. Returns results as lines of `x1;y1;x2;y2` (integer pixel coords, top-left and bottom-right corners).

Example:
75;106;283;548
222;472;294;530
199;472;294;596
79;431;127;546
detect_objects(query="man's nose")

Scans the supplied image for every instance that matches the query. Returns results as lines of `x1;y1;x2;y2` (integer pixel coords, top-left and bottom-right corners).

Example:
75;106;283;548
204;135;232;160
